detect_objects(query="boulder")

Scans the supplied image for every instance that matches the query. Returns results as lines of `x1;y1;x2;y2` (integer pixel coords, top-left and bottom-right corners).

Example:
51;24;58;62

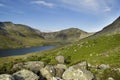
13;69;39;80
40;64;66;80
0;74;15;80
55;68;65;78
98;64;110;70
108;77;114;80
74;61;89;69
55;56;64;64
12;61;44;73
55;64;67;70
40;65;58;80
54;64;67;78
62;64;95;80
40;67;53;80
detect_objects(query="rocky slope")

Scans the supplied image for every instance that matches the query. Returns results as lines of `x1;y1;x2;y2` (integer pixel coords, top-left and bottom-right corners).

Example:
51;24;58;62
0;61;96;80
0;22;91;49
94;16;120;36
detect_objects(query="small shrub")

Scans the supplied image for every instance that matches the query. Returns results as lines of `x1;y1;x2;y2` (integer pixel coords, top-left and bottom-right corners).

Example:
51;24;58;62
65;56;71;64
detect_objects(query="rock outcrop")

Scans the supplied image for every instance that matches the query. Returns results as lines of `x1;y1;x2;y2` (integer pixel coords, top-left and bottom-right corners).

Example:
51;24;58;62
62;63;94;80
97;64;110;70
13;69;39;80
55;56;65;64
0;61;97;80
0;74;15;80
12;61;44;73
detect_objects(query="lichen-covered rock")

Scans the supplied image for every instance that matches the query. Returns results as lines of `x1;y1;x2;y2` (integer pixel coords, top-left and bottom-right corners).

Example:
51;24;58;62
55;56;64;63
108;77;114;80
40;64;66;80
54;64;67;78
98;64;110;70
0;74;15;80
74;61;89;69
55;64;67;70
12;61;44;73
62;65;95;80
40;67;53;80
13;69;39;80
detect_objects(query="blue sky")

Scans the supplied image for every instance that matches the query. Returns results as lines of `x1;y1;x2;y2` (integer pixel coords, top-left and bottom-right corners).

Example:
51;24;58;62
0;0;120;32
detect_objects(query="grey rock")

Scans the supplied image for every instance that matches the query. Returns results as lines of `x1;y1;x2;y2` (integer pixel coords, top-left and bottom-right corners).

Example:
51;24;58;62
54;64;67;78
12;61;44;73
0;74;15;80
74;61;89;69
108;77;114;80
98;64;110;70
40;64;66;80
62;64;95;80
13;69;39;80
55;56;65;64
40;67;53;80
113;68;120;72
55;64;67;70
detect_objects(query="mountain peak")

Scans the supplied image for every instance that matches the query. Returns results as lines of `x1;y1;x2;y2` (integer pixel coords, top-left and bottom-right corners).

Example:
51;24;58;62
94;17;120;36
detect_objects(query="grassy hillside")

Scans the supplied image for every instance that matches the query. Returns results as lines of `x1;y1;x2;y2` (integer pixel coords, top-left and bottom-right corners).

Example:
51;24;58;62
0;22;45;49
0;22;91;49
30;34;120;67
0;34;119;80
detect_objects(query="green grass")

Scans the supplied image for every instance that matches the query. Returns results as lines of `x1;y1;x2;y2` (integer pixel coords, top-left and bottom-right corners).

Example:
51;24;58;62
0;34;120;79
31;34;120;67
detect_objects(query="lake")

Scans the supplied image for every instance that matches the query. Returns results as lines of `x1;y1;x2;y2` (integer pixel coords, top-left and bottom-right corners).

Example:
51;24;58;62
0;46;56;57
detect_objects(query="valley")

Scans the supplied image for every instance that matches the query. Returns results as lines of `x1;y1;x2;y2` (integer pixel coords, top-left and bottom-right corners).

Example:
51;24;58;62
0;17;120;80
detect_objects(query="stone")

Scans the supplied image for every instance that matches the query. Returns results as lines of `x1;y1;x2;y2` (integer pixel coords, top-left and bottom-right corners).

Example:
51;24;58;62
12;61;44;73
13;69;39;80
62;64;95;80
108;77;114;80
55;64;67;70
40;64;66;80
55;68;65;78
98;64;110;70
0;74;15;80
55;56;64;64
54;64;67;78
40;67;53;80
74;61;90;69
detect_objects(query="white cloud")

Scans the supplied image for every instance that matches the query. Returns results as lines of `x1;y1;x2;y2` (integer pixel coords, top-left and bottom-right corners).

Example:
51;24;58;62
60;0;114;13
104;7;111;12
31;0;54;8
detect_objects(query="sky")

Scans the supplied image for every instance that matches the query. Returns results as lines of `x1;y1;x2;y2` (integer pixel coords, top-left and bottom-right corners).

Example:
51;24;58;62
0;0;120;32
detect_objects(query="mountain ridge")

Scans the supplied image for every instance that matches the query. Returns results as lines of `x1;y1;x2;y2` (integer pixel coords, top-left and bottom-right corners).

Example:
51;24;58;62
0;22;91;49
94;16;120;36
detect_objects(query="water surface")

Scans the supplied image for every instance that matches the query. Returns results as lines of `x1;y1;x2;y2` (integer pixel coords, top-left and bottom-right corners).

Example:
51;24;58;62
0;46;56;57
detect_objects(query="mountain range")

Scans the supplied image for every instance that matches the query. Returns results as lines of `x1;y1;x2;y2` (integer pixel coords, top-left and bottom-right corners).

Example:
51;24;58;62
0;22;91;49
0;16;120;79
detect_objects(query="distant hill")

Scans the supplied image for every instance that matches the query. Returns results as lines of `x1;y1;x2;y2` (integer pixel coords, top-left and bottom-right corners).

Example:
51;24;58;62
94;16;120;36
41;28;92;41
0;22;45;49
0;22;91;49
